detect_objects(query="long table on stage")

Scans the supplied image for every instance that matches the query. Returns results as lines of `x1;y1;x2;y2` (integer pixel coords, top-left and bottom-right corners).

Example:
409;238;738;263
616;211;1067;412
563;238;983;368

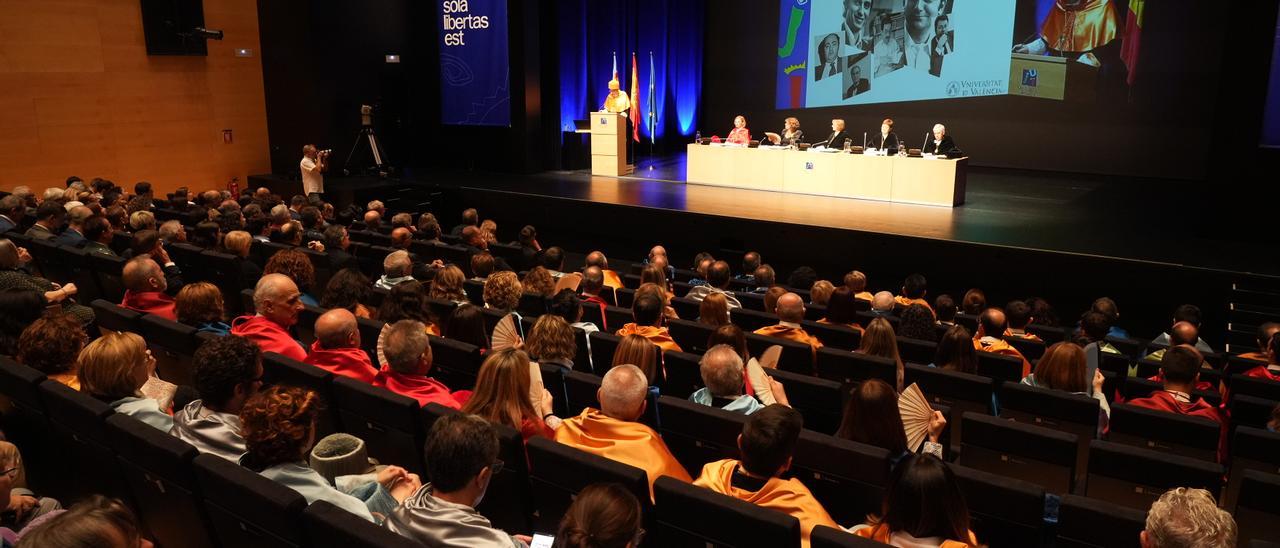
685;144;968;207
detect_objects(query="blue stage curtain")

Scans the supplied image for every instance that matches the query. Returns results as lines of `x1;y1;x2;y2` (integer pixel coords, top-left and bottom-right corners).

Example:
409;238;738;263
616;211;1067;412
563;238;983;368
557;0;705;144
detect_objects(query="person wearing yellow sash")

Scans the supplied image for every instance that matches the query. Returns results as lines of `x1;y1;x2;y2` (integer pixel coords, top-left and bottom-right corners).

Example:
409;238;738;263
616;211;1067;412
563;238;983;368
615;289;683;353
753;292;823;356
972;308;1032;378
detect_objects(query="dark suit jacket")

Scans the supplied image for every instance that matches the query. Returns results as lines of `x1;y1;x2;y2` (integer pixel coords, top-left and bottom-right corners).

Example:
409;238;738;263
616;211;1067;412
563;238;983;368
929;31;953;77
0;216;16;234
54;228;86;248
869;132;900;151
923;135;957;155
328;248;360;272
820;130;852;149
776;130;804;146
844;78;869;99
465;244;513;272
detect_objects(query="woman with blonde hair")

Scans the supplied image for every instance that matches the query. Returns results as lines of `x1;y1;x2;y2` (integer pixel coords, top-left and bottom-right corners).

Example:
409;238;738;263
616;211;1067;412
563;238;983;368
479;219;498;244
810;280;835;306
698;291;731;327
462;348;559;440
77;331;172;431
222;230;263;289
429;265;468;304
859;317;904;390
526;314;577;371
175;281;230;335
521;266;555;298
482;271;522;312
611;334;661;387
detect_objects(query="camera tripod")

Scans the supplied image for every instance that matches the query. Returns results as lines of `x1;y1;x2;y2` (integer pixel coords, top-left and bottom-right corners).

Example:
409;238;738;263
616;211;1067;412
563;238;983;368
343;124;390;177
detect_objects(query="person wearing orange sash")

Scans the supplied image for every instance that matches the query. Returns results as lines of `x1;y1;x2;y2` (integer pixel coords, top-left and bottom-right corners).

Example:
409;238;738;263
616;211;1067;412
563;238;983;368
843;270;874;302
973;308;1032;378
893;273;934;317
1237;322;1279;363
1013;0;1119;68
1004;300;1042;342
851;453;980;547
754;292;823;356
616;288;682;353
555;364;690;499
304;308;378;384
1128;345;1228;464
231;274;307;362
585;251;625;291
694;405;838;548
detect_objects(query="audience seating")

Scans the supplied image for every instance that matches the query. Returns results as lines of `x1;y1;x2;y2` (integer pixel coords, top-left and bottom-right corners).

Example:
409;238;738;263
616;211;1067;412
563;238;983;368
1234;470;1280;545
1122;376;1222;407
957;412;1078;495
999;381;1100;485
804;321;861;351
1054;493;1147;548
661;350;703;399
331;376;428;475
790;431;892;526
1229;394;1279;432
745;332;813;374
426;335;483;390
193;452;308;547
895;336;936;365
667;318;715;354
1230;374;1280;402
976;351;1024;384
525;436;651;532
669;297;700;321
767;368;844;435
652;475;800;548
38;379;134;503
655;395;746;476
1084;440;1224;510
903;364;994;452
588;331;622;371
811;525;891;547
139;314;200;387
262;352;340;437
1224;426;1280;511
91;298;143;336
421;403;535;533
302;500;424;548
1107;403;1221;462
815;348;897;387
951;463;1047;547
730;308;777;332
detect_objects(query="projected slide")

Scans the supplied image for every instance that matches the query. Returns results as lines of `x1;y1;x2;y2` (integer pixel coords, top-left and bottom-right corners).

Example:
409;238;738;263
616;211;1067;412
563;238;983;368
776;0;1015;109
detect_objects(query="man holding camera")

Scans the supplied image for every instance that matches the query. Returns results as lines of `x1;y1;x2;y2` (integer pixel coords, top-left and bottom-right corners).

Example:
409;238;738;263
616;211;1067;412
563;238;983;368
300;144;329;197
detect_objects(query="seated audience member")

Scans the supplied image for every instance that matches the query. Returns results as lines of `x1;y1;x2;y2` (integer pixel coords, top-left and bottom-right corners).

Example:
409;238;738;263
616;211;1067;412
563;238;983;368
699;291;731;327
461;225;513;271
763;286;788;315
375;281;440;365
1238;322;1280;362
22;201;63;241
688;253;714;287
81;215;117;256
128;210;156;232
1004;300;1041;342
616;288;682;353
16;496;149;548
77;332;172;431
304;308;378;383
521;266;555;298
384;414;529;546
751;264;776;293
461;348;558;440
1078;310;1122;354
973;308;1032;377
736;251;761;284
612;334;661;388
482;271;522;313
553;483;644;548
555;364;691;497
838;379;946;461
754;292;823;353
585;251;625;290
690;345;766;414
171;335;262;461
0;440;60;534
52;205;91;247
470;252;495;282
444;304;490;351
1027;297;1059;327
935;294;958;326
961;288;986;315
1022;342;1110;424
265;248;318;306
526;314;577;372
241;386;418;523
540;246;566;278
231;274;307;361
1242;332;1280;381
580;266;612;314
0;290;44;356
1151;304;1215;353
390;227;412;251
175;282;231;335
376;250;415;290
0;240;93;324
787;266;818;293
810;280;835;307
320;268;374;319
932;325;978;374
375;320;466;409
221;230;263;288
895;274;932;314
694;405;837;548
322;225;359;272
685;261;742;309
1144;321;1199;362
870;291;896;316
121;256;177;319
1140;487;1236;548
0;195;23;234
516;225;541;270
551;289;599;335
362;210;382;232
819;287;864;331
1129;345;1227;461
415;213;443;243
1091;297;1129;339
17;314;86;389
898;303;938;342
158;219;186;245
843;270;873;301
189;220;221;248
860;317;904;390
851;454;979;546
430;265;469;304
450;207;479;237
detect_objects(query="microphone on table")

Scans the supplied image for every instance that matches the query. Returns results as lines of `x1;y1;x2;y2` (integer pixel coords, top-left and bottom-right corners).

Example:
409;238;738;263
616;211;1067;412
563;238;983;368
863;132;867;150
922;132;931;153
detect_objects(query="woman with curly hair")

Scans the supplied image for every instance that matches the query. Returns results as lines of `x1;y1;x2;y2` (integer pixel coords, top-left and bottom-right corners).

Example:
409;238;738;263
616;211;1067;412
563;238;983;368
376;281;441;367
175;281;231;335
521;266;555;298
240;386;420;523
525;314;576;371
77;332;171;431
479;219;498;244
428;265;468;304
265;248;318;306
17;313;86;389
462;348;559;441
482;271;522;312
321;268;374;319
898;303;938;342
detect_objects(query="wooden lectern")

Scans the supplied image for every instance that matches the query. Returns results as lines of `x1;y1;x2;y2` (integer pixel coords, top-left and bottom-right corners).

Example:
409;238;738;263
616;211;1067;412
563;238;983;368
590;112;632;176
1008;53;1097;102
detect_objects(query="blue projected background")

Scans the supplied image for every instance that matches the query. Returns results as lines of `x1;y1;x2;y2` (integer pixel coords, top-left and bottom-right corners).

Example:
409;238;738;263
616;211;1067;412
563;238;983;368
438;0;511;127
1262;7;1280;148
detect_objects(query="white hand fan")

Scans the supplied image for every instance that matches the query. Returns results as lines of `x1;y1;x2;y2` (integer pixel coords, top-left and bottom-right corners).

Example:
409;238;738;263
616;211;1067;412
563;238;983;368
758;345;783;370
491;314;523;351
898;383;934;453
745;358;777;405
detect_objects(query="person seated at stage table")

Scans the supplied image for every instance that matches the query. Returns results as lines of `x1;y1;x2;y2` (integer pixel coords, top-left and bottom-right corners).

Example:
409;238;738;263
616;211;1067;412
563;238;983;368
685;260;742;309
754;293;823;354
935;294;959;327
843;270;874;301
726;115;751;145
1141;487;1237;548
232;274;307;361
694;405;837;548
1238;322;1280;363
817;118;851;149
851;454;980;547
616;288;682;353
868;118;900;152
376;320;466;409
763;117;804;146
120;256;177;320
751;264;776;293
894;273;933;315
1144;321;1199;362
585;250;625;290
973;308;1033;377
1151;304;1216;354
304;308;378;384
819;287;864;332
555;364;691;498
1004;300;1041;342
922;123;957;156
1128;345;1228;463
1241;333;1280;382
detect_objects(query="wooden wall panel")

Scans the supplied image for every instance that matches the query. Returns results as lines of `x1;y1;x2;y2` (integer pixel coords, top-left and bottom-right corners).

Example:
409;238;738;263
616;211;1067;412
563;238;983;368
0;0;270;195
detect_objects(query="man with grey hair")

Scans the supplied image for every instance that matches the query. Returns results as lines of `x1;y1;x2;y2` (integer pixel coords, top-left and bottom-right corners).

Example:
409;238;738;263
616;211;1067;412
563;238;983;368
304;308;377;383
158;220;187;244
554;364;691;496
375;320;463;408
121;256;176;320
367;200;386;217
924;122;957;155
231;273;307;361
0;195;25;233
269;203;291;230
1140;487;1236;548
871;291;896;316
42;187;65;204
54;205;93;247
376;250;414;290
690;345;767;414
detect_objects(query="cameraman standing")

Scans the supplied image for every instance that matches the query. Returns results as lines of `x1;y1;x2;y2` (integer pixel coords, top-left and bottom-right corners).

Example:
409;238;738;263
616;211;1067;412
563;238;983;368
300;144;329;197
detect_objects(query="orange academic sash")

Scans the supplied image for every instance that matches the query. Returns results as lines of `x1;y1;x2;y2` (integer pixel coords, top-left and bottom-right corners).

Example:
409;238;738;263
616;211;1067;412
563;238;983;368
616;323;683;353
694;459;838;548
554;409;691;499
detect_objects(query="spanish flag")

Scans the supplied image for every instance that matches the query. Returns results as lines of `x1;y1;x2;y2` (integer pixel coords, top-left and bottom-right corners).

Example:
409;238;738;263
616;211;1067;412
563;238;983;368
629;52;641;142
1119;0;1144;85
